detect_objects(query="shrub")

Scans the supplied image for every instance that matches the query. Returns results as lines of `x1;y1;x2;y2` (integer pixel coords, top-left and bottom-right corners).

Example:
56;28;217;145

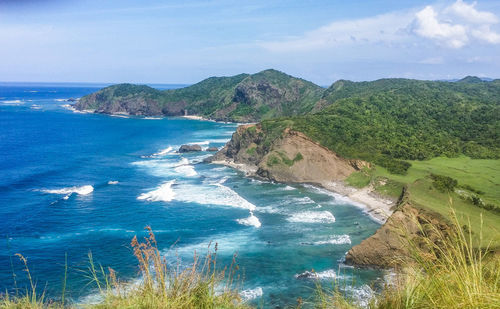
430;174;457;192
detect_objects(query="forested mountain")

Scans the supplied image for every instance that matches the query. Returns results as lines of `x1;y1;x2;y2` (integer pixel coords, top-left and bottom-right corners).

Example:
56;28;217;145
257;77;499;173
76;71;499;166
75;69;323;122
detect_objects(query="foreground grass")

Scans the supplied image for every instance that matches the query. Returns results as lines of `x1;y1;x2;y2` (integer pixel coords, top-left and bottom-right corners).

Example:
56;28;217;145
315;208;500;309
1;227;249;309
2;209;499;308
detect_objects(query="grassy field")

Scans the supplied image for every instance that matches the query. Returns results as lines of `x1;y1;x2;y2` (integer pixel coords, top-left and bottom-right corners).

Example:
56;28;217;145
346;156;500;248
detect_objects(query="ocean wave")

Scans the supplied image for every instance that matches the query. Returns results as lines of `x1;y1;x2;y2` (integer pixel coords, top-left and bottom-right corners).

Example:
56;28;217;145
41;185;94;196
287;211;335;223
303;183;365;206
236;211;261;228
174;164;197;177
143;117;163;120
153;146;173;156
295;269;337;280
240;287;263;300
313;235;351;245
107;180;119;185
291;196;315;205
54;99;66;102
1;100;24;104
137;180;175;202
172;181;256;211
132;158;195;178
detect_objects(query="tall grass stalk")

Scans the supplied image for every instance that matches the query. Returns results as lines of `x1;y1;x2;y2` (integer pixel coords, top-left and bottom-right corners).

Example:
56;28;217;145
88;226;249;309
314;205;500;308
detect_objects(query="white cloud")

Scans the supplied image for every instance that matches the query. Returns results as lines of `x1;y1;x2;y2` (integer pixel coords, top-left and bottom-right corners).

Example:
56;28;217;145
261;1;500;53
413;0;500;48
413;6;468;48
445;0;498;24
260;11;414;52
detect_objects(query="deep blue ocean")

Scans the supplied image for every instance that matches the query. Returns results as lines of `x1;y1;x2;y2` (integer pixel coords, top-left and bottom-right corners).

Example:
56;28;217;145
0;83;382;307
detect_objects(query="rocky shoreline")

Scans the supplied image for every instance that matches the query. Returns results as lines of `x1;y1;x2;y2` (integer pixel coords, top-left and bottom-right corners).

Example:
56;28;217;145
210;157;395;224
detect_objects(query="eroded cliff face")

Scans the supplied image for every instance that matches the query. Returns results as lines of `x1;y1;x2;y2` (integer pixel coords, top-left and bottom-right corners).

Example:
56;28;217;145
210;124;367;183
345;189;452;268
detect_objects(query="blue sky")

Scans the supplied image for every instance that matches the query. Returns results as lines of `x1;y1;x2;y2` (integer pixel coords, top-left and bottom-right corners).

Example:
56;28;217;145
1;0;500;84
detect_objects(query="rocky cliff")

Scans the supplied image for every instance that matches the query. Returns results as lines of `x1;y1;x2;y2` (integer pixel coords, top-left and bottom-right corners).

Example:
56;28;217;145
345;187;452;268
209;124;367;183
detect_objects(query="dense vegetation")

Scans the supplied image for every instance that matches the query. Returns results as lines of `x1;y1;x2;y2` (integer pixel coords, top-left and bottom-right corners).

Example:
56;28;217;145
259;77;499;174
75;69;324;122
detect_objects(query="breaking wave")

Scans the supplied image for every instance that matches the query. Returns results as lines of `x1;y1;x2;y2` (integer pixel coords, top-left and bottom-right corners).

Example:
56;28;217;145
41;185;94;196
313;234;351;245
240;287;263;300
137;180;175;202
236;211;262;228
287;211;335;223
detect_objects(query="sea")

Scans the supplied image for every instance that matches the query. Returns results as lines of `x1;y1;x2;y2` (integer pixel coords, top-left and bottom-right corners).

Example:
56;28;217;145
0;82;383;307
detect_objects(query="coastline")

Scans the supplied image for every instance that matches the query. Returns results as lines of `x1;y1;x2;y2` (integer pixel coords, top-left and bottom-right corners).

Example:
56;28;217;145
210;158;395;224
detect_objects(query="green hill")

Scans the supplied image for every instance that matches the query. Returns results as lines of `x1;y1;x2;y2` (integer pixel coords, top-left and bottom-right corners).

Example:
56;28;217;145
75;69;323;122
262;78;499;166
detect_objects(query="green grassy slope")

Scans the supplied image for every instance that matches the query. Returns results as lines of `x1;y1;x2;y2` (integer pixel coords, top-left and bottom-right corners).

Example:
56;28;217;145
346;156;500;247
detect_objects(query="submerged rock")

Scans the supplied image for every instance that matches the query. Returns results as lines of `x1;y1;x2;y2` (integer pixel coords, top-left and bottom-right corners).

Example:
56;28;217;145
178;144;202;153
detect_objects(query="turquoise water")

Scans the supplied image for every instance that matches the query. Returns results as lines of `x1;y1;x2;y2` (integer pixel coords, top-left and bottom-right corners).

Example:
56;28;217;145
0;83;382;307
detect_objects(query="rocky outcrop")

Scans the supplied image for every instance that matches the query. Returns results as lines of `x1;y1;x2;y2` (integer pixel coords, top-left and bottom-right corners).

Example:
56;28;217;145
345;188;452;268
209;124;368;184
206;147;219;152
178;144;202;153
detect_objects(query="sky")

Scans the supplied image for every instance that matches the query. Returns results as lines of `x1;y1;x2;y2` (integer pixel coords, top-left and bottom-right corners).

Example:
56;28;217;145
1;0;500;85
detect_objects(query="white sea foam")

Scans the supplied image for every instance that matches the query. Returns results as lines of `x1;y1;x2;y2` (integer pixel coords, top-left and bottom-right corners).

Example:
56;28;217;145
172;181;256;211
282;185;296;191
174;164;197;177
42;185;94;196
349;285;375;307
132;158;195;178
314;235;351;245
291;196;315;205
143;117;162;120
303;183;366;207
189;140;210;145
287;211;335;223
107;180;119;185
153;146;173;156
54;99;66;102
137;181;175;202
295;269;337;280
255;206;283;214
240;287;263;300
236;211;261;228
1;100;23;104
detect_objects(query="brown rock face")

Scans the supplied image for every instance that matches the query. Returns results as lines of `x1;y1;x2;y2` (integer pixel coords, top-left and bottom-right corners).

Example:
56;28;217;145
257;129;356;183
345;190;451;268
210;124;363;184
